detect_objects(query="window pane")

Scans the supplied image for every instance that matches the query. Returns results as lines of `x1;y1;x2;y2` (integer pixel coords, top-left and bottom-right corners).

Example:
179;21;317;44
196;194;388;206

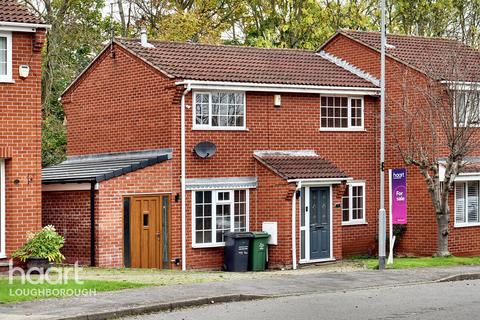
468;181;479;222
234;190;247;231
0;37;6;76
194;191;213;244
456;182;466;223
195;93;209;125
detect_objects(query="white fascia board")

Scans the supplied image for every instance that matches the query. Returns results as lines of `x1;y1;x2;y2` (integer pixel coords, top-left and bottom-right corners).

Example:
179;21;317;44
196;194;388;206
176;80;380;96
42;183;99;192
0;21;51;32
440;81;480;91
287;177;353;185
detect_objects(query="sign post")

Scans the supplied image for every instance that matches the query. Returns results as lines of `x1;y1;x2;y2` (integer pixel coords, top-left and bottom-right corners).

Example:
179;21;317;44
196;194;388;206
388;168;407;264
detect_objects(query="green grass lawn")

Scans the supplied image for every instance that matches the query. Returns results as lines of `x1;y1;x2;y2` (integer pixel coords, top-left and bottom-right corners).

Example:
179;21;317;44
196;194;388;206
0;278;147;304
351;256;480;270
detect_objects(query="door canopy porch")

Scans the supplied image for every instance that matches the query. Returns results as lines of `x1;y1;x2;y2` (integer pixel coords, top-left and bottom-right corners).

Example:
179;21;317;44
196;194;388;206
253;150;351;183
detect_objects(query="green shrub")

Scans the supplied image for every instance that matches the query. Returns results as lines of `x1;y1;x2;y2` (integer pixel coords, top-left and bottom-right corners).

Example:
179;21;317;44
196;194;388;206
12;225;65;263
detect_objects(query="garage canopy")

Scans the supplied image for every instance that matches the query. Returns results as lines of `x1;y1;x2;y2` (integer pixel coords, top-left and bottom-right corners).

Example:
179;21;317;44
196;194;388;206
42;149;172;184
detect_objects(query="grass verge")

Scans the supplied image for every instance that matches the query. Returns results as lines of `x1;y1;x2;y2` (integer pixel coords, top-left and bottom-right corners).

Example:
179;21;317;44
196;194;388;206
350;255;480;270
0;278;146;304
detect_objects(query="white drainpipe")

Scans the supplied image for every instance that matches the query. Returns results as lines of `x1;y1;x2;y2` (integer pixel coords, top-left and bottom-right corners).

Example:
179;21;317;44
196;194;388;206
291;181;302;270
181;84;191;271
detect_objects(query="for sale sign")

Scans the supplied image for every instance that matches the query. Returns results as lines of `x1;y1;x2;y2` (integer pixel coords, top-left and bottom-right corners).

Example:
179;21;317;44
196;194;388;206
391;168;407;224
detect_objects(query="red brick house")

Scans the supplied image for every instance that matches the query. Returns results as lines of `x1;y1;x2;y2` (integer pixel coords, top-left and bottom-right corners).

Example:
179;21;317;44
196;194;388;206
321;30;480;257
0;1;48;262
42;30;480;270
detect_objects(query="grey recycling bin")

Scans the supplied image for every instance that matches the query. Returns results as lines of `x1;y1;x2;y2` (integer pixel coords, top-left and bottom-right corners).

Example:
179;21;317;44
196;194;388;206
224;232;253;272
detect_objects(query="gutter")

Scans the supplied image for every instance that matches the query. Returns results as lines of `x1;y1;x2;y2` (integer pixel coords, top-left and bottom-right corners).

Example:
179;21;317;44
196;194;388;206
180;83;192;271
0;21;51;32
175;80;380;96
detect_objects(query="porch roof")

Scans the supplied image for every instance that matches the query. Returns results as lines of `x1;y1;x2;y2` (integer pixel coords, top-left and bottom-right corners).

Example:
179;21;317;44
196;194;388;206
42;149;172;184
254;151;349;181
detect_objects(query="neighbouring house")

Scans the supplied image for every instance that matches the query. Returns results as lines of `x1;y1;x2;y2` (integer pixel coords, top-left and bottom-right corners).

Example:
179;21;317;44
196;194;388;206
0;0;48;263
41;29;480;270
321;30;480;257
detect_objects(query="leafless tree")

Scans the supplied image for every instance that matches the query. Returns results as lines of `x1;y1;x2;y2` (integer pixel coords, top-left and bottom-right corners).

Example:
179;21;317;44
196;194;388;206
391;44;480;256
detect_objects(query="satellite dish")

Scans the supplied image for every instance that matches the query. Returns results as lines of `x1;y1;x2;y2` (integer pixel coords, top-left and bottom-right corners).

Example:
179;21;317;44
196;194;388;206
193;141;217;159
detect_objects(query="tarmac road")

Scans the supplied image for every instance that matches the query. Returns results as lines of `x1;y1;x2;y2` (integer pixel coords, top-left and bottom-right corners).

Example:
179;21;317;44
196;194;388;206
123;279;480;320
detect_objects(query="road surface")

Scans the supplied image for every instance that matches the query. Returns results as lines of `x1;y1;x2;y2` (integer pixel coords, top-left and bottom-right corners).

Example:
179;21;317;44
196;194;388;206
122;279;480;320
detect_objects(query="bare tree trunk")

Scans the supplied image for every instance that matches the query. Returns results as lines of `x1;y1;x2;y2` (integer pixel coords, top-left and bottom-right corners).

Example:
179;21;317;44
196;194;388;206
436;211;450;256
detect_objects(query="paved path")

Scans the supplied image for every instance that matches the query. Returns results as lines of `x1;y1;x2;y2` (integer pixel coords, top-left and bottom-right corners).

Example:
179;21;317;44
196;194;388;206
127;279;480;320
1;265;480;320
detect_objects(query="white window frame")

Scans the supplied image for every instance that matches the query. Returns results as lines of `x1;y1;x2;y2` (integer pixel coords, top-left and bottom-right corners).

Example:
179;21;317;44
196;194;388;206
454;90;480;128
192;189;250;248
320;96;364;131
0;159;5;258
0;32;13;83
342;181;367;226
454;180;480;228
192;91;247;131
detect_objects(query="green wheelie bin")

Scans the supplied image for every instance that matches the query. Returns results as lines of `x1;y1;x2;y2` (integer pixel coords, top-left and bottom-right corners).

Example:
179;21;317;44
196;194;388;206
249;231;270;271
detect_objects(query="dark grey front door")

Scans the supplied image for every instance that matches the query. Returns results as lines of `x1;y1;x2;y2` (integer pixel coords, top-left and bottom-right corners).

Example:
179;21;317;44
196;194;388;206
310;187;330;260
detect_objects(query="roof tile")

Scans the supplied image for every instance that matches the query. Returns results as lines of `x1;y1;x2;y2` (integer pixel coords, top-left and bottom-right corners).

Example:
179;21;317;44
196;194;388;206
341;30;480;82
256;155;348;180
116;38;377;88
0;0;44;25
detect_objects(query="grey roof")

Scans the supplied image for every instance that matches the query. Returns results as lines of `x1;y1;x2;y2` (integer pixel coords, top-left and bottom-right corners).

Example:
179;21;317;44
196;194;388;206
42;149;172;184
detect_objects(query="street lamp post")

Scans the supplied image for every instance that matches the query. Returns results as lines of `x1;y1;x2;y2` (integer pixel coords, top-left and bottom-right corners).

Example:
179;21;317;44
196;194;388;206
378;0;387;270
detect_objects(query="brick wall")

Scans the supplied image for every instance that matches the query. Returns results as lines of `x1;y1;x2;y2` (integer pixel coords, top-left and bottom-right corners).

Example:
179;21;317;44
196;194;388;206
42;191;91;265
1;30;45;256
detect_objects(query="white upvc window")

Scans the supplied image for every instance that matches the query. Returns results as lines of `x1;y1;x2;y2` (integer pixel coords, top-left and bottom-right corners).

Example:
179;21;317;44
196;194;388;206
193;91;246;130
192;189;249;247
0;32;13;83
455;181;480;227
0;159;5;258
320;96;364;130
455;90;480;127
342;182;366;225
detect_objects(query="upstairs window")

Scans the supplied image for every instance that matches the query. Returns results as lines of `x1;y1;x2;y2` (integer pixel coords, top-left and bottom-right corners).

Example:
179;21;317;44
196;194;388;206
0;32;12;82
320;96;364;130
455;91;480;127
193;92;246;130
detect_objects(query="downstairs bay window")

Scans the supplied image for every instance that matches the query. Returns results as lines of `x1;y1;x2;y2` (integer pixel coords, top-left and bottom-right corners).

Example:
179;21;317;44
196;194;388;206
193;189;249;247
455;181;480;227
342;182;366;225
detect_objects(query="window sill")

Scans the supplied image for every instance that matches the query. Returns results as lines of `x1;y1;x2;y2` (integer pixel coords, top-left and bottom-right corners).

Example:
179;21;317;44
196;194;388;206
0;253;6;259
319;128;366;132
454;223;480;228
342;221;367;226
0;78;15;84
192;243;225;249
192;127;249;131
